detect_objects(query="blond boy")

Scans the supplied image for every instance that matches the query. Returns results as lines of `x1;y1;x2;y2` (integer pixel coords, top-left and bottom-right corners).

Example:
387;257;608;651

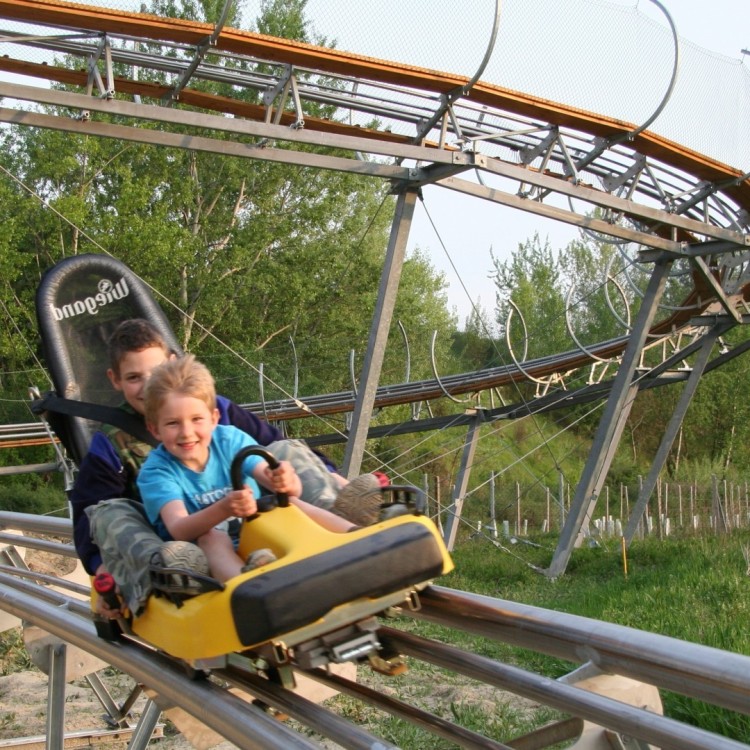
138;355;355;581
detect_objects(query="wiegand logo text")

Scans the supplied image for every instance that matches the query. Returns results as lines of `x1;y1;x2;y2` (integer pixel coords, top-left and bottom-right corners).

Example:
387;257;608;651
51;277;131;320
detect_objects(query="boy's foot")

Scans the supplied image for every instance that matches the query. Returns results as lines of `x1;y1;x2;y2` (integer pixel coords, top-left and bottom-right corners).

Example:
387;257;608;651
332;474;383;526
150;541;211;596
242;548;277;573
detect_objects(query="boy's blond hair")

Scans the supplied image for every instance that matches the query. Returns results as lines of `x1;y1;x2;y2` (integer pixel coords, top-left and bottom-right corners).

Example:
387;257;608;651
143;354;216;424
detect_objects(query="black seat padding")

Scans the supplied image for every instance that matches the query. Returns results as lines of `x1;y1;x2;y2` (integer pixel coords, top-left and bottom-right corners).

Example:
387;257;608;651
230;521;445;647
35;254;182;464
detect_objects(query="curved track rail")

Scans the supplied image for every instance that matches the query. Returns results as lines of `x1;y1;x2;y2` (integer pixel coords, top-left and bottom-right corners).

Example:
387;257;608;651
6;301;750;451
0;0;747;238
2;512;750;749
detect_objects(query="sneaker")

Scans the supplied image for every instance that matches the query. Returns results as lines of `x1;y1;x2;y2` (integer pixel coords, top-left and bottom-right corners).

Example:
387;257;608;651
150;541;211;596
332;474;383;526
241;548;277;573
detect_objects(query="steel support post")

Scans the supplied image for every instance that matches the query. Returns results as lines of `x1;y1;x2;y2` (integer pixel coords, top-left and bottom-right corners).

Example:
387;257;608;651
623;325;725;546
46;642;67;750
442;410;483;551
85;671;131;725
127;699;162;750
547;259;672;578
342;188;418;477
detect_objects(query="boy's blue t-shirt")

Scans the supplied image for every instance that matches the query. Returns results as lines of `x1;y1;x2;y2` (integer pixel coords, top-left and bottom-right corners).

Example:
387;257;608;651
137;424;264;541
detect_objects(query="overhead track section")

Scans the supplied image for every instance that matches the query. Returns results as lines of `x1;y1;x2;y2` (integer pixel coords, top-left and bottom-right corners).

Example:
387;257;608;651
0;0;747;252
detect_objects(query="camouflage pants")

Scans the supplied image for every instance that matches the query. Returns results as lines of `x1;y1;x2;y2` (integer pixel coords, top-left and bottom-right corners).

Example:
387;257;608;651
264;439;341;509
86;498;161;616
85;440;340;614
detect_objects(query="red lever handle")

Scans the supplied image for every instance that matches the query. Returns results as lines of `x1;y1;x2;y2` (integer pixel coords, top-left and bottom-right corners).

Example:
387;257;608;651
93;572;120;611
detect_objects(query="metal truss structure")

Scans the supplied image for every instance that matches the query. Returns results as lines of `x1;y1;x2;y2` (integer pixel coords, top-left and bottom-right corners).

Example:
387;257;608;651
0;0;749;576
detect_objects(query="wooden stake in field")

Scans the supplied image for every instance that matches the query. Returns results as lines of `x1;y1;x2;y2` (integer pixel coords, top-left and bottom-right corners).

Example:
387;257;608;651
712;475;728;534
516;481;521;536
489;472;498;538
656;479;664;541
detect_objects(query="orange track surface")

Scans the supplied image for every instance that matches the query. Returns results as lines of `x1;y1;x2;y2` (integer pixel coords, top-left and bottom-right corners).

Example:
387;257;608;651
0;0;747;212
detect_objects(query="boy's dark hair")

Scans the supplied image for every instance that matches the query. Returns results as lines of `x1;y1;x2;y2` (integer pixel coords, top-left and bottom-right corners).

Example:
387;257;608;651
107;319;171;375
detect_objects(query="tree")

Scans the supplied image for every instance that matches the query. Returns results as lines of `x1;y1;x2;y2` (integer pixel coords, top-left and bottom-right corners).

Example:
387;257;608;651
491;233;568;361
678;326;750;475
451;302;503;371
557;233;631;348
0;0;457;435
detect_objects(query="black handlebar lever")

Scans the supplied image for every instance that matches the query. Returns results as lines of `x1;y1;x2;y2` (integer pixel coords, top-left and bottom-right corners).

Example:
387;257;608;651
230;445;290;509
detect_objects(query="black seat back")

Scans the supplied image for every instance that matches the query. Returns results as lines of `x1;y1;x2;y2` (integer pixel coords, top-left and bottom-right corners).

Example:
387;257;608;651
35;253;182;464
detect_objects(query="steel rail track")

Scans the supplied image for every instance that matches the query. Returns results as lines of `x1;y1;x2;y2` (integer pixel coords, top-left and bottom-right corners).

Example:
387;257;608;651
414;586;750;716
3;512;750;748
14;301;741;446
0;568;517;749
0;574;320;749
3;562;750;749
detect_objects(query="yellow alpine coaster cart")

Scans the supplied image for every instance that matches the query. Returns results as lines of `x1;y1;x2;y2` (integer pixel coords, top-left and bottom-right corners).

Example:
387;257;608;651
34;252;452;677
107;446;454;673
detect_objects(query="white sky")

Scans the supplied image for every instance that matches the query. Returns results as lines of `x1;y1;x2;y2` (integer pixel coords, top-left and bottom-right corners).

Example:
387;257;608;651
408;0;750;327
0;0;746;331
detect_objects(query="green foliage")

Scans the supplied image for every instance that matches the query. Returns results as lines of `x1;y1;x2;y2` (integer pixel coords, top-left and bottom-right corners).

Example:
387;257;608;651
488;228;664;367
0;476;67;516
0;630;33;676
492;233;569;361
451;302;503;371
557;234;630;346
0;1;455;437
256;0;310;41
680;327;750;472
147;0;242;26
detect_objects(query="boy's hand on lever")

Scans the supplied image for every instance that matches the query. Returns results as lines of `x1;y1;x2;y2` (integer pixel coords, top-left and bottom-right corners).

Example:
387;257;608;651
94;564;124;619
223;486;257;517
266;460;302;497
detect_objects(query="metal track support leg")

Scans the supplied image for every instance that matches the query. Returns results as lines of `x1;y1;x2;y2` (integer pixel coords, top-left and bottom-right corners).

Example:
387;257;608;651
623;325;725;546
442;410;483;551
46;643;67;750
547;259;672;578
342;188;418;477
127;699;162;750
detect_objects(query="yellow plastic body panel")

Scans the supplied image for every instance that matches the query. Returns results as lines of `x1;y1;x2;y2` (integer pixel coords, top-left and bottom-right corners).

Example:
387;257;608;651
130;506;452;660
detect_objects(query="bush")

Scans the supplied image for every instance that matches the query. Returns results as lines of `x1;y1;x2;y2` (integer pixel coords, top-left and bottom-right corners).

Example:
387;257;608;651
0;478;67;516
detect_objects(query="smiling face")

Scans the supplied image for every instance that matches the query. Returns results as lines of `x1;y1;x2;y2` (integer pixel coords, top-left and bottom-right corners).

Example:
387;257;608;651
107;346;171;415
148;393;219;472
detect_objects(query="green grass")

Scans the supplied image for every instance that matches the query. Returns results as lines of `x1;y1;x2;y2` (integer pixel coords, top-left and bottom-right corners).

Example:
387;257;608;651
319;530;750;746
373;530;750;746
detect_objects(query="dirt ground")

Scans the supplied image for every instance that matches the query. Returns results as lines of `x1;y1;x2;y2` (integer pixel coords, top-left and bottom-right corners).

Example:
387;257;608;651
0;667;205;747
0;658;542;750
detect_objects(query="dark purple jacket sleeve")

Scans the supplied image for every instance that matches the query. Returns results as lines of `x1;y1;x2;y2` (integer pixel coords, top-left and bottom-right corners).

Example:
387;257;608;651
69;433;128;574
